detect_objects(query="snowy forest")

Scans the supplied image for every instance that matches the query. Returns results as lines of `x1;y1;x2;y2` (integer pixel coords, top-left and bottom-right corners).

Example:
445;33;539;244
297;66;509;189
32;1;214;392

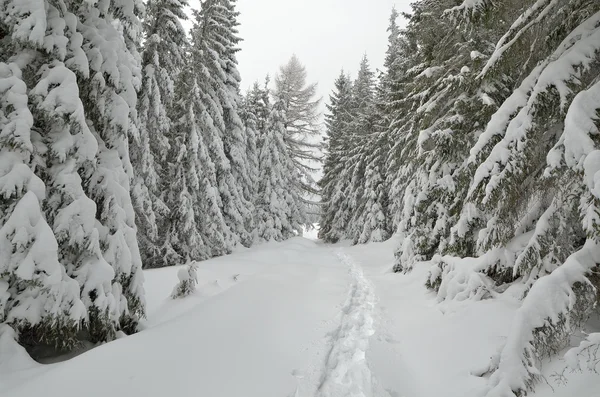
1;0;600;396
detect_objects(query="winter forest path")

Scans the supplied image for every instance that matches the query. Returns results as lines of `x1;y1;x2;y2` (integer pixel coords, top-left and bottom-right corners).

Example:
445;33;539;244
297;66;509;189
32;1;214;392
291;248;393;397
0;238;399;397
3;237;596;397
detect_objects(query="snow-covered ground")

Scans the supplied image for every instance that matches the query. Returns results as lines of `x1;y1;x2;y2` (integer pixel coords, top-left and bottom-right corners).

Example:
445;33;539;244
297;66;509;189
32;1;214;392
0;237;598;396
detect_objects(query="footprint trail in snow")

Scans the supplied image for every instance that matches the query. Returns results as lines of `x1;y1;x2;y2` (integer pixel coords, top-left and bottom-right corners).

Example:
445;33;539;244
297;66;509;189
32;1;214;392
295;248;390;397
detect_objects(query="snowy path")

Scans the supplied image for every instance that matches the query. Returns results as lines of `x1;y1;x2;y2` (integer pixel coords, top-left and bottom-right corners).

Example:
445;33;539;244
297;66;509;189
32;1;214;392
0;239;361;397
2;237;596;397
314;249;387;397
291;248;387;397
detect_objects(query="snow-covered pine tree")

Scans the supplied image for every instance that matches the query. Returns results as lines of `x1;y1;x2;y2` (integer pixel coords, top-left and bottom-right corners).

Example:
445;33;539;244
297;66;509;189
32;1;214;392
171;262;198;299
0;0;146;345
219;0;257;245
379;7;403;107
161;79;209;265
134;0;189;268
239;85;261;238
355;10;406;244
384;27;422;237
441;1;600;395
253;86;306;241
274;55;322;220
345;55;377;243
71;0;147;337
319;56;381;244
357;144;390;244
386;0;508;273
244;79;273;140
319;71;354;243
162;45;231;264
190;0;253;248
0;60;86;350
379;7;410;233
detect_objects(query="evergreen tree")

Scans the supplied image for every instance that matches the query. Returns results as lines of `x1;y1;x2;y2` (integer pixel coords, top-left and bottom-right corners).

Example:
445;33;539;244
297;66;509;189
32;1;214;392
220;0;257;245
355;10;406;244
162;51;230;264
0;0;146;346
384;0;507;272
379;0;600;394
0;62;85;350
345;55;377;243
318;56;380;244
357;147;390;244
191;0;253;248
449;1;600;395
319;71;354;243
134;0;189;268
71;0;147;337
171;263;198;299
239;86;261;239
251;83;306;241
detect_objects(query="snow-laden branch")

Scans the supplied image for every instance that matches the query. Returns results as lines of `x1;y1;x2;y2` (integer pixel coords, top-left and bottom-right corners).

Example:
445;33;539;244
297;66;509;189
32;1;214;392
483;240;599;397
478;0;558;78
468;10;600;203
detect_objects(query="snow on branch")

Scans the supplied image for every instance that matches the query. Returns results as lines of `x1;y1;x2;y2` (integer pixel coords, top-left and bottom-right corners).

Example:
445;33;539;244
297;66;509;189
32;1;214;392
468;10;600;204
2;0;47;46
0;62;45;201
443;0;493;19
564;332;600;373
426;252;499;301
546;79;600;176
478;0;558;78
482;240;599;397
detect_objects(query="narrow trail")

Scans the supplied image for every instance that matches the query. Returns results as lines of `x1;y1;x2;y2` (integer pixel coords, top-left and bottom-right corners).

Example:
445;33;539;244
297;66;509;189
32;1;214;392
294;248;391;397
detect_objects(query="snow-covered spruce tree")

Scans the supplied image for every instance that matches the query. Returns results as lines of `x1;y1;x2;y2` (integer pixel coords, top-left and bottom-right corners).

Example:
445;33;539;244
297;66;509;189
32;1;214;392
190;0;254;248
240;79;272;204
398;0;600;394
70;0;147;337
171;262;198;299
357;142;391;244
384;32;422;237
442;1;600;395
345;55;377;244
251;83;306;241
319;56;381;244
219;0;257;244
0;0;146;345
0;61;85;350
388;0;509;273
319;71;354;243
239;90;260;243
161;50;231;264
378;7;418;237
274;54;322;221
134;0;189;268
355;10;406;245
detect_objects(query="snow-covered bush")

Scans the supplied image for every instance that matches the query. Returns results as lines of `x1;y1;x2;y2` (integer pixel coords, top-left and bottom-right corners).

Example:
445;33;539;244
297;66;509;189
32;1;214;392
171;263;198;299
426;253;498;302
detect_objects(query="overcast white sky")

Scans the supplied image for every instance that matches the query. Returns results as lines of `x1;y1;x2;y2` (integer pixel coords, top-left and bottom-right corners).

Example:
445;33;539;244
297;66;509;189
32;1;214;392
187;0;412;110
